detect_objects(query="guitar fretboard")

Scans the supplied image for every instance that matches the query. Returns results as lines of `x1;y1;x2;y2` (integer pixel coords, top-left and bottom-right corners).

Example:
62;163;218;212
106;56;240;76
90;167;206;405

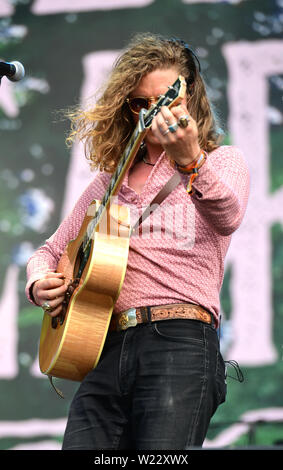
82;125;144;251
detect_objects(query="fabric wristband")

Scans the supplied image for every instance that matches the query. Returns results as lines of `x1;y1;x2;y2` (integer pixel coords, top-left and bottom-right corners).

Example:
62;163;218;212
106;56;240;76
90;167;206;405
175;150;207;194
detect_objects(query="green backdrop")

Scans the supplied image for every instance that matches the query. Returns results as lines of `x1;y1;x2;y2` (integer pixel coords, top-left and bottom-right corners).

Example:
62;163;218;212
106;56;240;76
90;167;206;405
0;0;283;450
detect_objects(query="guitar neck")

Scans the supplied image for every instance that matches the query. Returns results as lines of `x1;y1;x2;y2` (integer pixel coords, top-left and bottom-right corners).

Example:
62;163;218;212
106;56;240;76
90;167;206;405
83;119;148;251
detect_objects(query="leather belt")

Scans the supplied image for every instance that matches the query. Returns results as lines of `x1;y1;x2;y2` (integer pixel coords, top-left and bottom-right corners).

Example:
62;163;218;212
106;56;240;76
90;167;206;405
110;303;214;332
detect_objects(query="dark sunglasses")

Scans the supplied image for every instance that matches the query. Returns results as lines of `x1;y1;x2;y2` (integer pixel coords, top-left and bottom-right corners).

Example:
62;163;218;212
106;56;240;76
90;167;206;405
126;95;162;114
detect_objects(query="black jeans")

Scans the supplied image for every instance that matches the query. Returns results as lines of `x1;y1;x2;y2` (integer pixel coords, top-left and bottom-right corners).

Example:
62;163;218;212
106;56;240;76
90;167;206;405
62;319;226;450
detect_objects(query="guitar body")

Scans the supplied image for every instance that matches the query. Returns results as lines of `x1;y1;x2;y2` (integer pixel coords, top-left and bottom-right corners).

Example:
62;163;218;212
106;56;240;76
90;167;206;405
39;200;131;382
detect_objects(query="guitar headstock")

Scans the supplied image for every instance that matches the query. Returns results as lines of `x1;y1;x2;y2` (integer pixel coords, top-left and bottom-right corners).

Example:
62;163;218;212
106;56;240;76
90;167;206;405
142;75;187;129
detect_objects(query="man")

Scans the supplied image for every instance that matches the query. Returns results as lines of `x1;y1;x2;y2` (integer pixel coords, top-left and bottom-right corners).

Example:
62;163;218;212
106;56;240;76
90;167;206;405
25;33;250;449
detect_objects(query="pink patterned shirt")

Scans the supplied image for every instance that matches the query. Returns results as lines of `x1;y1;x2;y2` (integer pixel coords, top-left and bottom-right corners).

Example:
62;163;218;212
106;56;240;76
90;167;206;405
25;146;250;327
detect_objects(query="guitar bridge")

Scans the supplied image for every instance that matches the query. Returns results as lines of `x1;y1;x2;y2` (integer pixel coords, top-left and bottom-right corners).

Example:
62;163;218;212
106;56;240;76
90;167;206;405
51;278;80;329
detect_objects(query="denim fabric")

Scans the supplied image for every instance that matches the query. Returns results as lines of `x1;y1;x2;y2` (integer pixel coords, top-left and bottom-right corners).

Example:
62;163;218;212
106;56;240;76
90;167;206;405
62;319;226;450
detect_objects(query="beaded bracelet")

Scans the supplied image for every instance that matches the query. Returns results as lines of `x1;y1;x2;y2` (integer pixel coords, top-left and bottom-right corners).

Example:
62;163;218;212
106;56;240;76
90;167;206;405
175;150;207;194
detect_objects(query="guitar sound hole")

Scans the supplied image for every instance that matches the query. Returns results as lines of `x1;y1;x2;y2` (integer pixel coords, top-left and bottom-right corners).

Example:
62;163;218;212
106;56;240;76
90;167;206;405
51;278;80;329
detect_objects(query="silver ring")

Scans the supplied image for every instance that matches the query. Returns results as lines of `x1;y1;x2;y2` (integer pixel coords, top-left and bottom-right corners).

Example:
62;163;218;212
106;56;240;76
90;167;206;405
162;129;170;136
168;122;179;133
41;301;53;313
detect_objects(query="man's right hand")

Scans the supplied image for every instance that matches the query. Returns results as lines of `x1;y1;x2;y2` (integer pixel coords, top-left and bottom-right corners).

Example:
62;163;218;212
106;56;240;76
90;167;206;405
32;272;68;317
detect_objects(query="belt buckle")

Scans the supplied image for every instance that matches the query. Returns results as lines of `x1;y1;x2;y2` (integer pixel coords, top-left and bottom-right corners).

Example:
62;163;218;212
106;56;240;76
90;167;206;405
117;308;137;331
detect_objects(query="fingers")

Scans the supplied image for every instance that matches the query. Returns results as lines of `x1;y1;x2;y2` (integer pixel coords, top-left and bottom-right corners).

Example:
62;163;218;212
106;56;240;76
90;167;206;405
152;105;194;141
44;301;64;318
39;277;67;295
45;272;65;278
33;272;68;316
151;105;200;166
36;281;67;304
41;298;65;317
171;104;191;122
162;105;193;131
43;271;66;284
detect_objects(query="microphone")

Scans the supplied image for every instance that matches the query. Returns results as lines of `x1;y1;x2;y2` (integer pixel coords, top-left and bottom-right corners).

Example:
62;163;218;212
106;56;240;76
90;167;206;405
0;61;25;82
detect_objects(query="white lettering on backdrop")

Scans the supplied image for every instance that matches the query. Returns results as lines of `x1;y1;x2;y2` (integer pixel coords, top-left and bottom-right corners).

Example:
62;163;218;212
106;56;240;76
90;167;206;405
0;0;14;17
31;0;154;15
223;40;283;365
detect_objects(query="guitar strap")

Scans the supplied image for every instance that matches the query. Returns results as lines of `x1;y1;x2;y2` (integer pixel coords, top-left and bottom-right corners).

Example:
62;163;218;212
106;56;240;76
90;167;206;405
130;171;182;235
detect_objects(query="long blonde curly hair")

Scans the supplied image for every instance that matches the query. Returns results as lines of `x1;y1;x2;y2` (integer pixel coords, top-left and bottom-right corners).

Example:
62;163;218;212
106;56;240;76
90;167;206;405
66;33;223;173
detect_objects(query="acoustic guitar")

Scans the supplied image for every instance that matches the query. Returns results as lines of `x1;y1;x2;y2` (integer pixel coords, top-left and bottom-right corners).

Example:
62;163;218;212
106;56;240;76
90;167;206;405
39;75;186;386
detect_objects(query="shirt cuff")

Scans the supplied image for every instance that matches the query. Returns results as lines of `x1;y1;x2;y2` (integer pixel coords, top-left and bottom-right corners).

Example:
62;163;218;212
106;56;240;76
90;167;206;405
178;157;214;196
